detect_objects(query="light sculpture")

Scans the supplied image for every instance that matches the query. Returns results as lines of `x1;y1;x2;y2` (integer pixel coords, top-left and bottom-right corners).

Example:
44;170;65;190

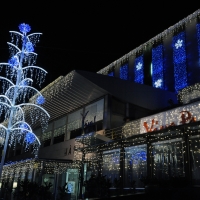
0;23;50;180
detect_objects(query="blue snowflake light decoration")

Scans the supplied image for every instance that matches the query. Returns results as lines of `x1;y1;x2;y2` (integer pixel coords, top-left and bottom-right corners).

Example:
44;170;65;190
152;45;164;89
25;132;36;144
175;39;183;49
36;95;45;105
120;64;128;80
8;56;19;68
20;123;29;133
25;42;34;52
172;32;187;93
19;23;31;34
136;62;142;70
134;55;144;84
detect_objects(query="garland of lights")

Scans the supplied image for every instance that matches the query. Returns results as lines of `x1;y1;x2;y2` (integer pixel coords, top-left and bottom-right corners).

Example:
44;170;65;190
1;158;81;181
178;83;200;104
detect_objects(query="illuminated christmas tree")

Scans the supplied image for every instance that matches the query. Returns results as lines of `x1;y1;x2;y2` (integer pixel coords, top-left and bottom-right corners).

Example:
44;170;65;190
0;23;50;178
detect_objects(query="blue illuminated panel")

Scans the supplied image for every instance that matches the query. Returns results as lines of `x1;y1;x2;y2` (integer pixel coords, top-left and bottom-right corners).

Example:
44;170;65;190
108;71;114;77
196;23;200;60
152;45;164;89
120;64;128;80
172;32;187;93
134;55;144;84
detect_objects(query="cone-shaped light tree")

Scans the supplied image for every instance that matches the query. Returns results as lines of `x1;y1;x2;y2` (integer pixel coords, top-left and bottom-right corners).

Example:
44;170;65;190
0;23;50;180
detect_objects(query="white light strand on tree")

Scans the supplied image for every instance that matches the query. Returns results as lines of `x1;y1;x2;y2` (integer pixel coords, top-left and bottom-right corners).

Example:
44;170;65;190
0;23;50;180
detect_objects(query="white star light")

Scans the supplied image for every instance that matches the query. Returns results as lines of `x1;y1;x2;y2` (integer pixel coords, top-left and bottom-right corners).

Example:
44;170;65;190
155;79;162;88
136;62;142;70
175;39;183;49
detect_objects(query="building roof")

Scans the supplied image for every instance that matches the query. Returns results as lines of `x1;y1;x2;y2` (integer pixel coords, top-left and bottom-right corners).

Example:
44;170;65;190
29;70;177;129
97;9;200;75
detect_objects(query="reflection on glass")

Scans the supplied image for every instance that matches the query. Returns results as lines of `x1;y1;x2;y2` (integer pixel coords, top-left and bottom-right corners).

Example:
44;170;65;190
124;145;147;188
102;149;120;186
189;135;200;185
152;139;185;179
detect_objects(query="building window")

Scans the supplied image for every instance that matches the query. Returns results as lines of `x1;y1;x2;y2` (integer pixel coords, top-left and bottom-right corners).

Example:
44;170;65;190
189;135;200;185
53;125;66;144
120;64;128;80
102;149;120;187
42;131;52;147
172;31;188;93
152;139;185;179
134;55;144;84
67;109;83;132
124;145;147;188
152;45;164;89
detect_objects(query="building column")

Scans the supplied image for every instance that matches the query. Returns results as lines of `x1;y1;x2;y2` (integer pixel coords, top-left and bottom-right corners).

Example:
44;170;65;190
146;134;152;178
103;94;112;130
120;142;125;194
79;151;85;199
98;151;103;177
53;173;59;200
183;127;191;184
50;121;55;145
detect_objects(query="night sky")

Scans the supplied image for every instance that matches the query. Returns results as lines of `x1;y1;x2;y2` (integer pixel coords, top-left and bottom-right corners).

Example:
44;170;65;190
0;2;199;89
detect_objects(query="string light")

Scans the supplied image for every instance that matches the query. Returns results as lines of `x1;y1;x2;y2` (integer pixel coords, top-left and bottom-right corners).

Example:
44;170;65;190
152;45;164;89
134;55;144;84
178;83;200;104
173;32;188;93
0;23;50;160
196;23;200;60
119;64;128;80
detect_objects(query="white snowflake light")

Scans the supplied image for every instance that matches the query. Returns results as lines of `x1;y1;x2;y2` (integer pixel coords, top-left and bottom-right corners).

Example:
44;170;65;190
136;62;142;70
154;79;162;88
175;39;183;49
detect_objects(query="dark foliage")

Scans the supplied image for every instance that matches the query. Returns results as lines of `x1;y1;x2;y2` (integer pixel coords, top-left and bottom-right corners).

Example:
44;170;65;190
84;174;111;198
12;179;53;200
57;182;71;200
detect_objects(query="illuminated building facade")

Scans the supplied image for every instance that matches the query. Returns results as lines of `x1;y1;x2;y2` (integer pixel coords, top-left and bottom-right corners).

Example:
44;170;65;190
2;8;200;199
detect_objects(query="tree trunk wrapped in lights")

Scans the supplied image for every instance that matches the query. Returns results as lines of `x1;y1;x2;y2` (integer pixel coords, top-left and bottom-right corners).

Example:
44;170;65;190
0;23;50;180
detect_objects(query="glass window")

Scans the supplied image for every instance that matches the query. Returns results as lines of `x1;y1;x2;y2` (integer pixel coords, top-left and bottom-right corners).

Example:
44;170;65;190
152;139;185;180
85;152;99;179
67;109;83;132
124;145;147;188
85;99;104;123
102;149;120;187
189;135;200;185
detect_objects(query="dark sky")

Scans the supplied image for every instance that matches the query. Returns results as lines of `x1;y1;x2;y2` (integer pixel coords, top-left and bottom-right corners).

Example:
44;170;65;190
0;2;199;89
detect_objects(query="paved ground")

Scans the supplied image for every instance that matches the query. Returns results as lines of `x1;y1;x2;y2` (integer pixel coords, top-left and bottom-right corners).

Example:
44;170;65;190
81;186;200;200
